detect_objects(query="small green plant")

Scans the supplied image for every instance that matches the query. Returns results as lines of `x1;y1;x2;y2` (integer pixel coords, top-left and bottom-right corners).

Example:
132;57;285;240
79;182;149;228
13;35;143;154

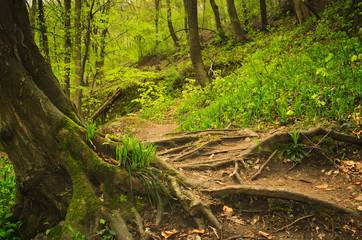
67;223;88;240
95;219;116;240
253;137;262;153
116;136;169;210
116;136;156;168
86;121;96;144
284;131;308;163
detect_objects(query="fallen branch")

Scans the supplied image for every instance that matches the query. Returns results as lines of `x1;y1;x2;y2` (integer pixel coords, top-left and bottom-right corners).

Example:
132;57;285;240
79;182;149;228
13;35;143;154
90;88;123;121
274;214;314;232
250;150;278;181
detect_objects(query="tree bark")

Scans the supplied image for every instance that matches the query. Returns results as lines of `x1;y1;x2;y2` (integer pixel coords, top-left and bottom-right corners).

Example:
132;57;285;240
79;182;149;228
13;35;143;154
74;0;83;115
63;0;71;97
184;0;210;87
209;0;226;41
260;0;268;30
166;0;180;48
226;0;246;43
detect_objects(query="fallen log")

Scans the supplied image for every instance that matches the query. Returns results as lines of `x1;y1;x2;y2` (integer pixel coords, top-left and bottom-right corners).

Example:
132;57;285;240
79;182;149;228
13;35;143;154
90;88;123;121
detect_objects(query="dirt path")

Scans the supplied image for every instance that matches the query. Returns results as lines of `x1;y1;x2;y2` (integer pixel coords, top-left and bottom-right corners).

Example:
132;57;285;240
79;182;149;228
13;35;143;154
101;117;362;239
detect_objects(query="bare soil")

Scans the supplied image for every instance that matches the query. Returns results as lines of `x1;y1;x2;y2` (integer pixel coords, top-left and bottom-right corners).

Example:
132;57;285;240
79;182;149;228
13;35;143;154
100;117;362;240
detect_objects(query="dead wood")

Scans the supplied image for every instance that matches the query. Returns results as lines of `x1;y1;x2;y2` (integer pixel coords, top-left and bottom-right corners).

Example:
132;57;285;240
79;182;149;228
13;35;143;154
250;150;278;181
274;214;314;233
90;88;123;121
204;185;360;216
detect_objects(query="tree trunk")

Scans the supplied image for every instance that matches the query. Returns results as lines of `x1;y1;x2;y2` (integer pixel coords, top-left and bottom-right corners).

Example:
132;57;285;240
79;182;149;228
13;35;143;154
155;0;161;46
74;0;83;115
209;0;226;41
37;0;51;65
292;0;311;24
226;0;246;43
166;0;180;48
260;0;268;30
184;0;210;87
63;0;71;98
0;1;139;238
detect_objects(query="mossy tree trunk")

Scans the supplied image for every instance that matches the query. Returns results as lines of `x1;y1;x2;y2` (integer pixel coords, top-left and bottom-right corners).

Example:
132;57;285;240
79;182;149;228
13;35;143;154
0;1;138;239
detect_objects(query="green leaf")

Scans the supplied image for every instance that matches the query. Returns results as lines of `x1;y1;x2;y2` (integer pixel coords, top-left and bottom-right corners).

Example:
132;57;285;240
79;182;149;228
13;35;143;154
99;219;106;225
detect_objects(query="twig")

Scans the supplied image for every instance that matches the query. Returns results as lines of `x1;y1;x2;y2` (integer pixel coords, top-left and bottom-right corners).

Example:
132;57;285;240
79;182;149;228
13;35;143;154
250;150;278;181
274;214;314;233
230;160;244;184
289;130;332;171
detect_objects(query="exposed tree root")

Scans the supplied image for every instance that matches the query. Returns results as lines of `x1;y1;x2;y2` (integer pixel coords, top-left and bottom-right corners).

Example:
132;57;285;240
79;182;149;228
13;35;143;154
203;185;360;216
242;126;362;157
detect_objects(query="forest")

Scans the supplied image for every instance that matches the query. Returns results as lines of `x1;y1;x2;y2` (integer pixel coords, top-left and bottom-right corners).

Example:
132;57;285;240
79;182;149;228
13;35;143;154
0;0;361;239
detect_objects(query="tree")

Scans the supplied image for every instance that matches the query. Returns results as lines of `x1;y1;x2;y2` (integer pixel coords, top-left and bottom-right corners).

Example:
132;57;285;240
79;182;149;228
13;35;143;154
63;0;71;97
0;1;219;238
260;0;268;30
0;0;136;238
226;0;246;43
74;0;83;115
292;0;311;24
209;0;227;41
37;0;51;64
184;0;210;87
166;0;180;48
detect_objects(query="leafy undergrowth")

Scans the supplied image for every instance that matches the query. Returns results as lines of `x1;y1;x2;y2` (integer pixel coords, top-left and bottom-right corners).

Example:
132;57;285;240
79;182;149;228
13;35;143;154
127;2;361;134
0;155;21;239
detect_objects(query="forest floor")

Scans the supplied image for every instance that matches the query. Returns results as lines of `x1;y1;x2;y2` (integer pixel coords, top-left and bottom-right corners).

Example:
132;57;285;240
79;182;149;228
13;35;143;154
101;116;362;239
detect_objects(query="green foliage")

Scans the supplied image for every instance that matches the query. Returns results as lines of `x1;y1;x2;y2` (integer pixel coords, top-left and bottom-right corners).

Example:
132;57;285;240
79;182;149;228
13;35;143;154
95;219;116;240
175;19;361;131
284;131;308;163
0;157;21;239
116;136;156;168
86;121;96;144
67;223;88;240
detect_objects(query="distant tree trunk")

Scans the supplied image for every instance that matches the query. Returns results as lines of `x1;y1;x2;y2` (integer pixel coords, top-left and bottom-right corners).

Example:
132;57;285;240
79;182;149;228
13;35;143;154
183;0;188;35
226;0;246;43
80;0;95;87
74;0;83;115
184;0;210;87
63;0;71;98
155;0;161;46
209;0;226;41
260;0;268;30
29;0;37;36
37;0;51;65
166;0;180;48
292;0;311;24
